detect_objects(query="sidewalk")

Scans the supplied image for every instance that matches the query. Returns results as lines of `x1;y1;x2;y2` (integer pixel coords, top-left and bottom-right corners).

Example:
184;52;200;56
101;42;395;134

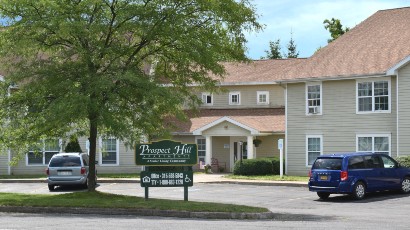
0;173;307;187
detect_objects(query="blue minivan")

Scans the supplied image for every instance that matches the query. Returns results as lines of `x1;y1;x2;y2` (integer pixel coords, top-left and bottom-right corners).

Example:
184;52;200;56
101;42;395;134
308;153;410;200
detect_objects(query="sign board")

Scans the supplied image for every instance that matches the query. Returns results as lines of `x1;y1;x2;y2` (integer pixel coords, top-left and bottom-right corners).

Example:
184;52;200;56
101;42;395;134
278;139;284;150
140;171;193;187
136;140;198;166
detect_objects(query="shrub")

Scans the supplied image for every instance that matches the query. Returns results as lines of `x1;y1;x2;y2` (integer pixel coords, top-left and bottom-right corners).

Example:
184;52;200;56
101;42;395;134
396;156;410;168
64;136;83;153
233;157;285;176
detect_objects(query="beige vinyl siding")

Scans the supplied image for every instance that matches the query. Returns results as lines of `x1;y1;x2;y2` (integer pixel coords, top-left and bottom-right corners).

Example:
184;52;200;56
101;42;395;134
197;85;285;109
0;154;8;175
286;77;396;176
255;135;285;158
398;64;410;157
172;136;196;144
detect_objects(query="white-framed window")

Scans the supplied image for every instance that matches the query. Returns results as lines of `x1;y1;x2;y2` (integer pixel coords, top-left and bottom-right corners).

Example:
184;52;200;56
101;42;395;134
99;138;119;165
196;137;206;163
27;139;61;166
257;91;269;105
356;134;391;156
356;78;390;113
229;92;241;105
306;135;322;166
201;93;213;105
306;83;322;115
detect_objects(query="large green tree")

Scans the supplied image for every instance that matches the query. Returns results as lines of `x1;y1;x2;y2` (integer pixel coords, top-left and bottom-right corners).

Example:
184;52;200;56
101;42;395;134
323;18;350;43
0;0;261;191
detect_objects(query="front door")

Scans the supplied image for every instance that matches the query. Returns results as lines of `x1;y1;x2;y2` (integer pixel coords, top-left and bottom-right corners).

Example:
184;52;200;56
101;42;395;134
230;137;247;171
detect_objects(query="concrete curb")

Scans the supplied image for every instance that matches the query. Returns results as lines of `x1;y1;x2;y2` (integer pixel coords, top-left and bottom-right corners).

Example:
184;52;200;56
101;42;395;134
0;206;275;220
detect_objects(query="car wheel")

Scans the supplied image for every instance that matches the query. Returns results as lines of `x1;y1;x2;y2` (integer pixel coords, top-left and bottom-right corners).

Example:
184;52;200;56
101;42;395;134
352;181;366;200
317;192;330;200
48;184;55;191
401;177;410;193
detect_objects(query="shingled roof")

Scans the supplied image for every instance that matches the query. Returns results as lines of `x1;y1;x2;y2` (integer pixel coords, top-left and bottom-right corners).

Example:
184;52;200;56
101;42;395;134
217;7;410;84
171;108;285;134
278;7;410;82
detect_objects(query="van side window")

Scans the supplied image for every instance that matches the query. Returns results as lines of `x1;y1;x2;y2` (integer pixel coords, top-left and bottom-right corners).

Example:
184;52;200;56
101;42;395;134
364;155;383;168
348;156;365;169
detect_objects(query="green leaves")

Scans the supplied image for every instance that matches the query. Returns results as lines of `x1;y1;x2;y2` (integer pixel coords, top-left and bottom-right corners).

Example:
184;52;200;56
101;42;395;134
0;0;261;165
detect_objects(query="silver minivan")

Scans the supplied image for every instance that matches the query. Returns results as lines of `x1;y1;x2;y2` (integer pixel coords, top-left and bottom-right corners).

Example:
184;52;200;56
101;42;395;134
46;152;96;191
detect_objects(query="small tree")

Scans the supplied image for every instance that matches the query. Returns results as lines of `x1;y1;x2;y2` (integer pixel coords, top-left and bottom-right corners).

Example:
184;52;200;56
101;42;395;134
262;39;282;59
285;32;299;58
323;18;350;43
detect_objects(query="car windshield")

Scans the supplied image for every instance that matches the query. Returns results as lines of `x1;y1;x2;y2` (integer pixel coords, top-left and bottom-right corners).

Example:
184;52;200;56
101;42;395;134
312;158;342;170
49;156;81;167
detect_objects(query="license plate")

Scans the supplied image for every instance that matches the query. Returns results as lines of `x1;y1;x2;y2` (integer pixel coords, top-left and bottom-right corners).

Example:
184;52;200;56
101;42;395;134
319;175;328;180
58;171;72;176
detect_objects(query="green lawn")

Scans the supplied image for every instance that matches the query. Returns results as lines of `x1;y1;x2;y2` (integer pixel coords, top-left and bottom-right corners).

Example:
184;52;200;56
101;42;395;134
0;191;267;213
224;174;309;182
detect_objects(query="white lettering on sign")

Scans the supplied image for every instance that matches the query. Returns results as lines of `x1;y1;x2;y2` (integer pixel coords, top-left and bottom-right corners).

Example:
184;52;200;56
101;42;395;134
139;145;171;154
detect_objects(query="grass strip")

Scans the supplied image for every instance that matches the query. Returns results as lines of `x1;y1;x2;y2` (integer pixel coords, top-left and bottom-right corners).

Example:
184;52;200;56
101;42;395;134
0;191;267;213
225;175;309;182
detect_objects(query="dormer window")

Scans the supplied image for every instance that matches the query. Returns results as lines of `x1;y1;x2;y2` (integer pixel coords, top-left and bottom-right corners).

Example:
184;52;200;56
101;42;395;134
201;93;213;105
229;92;241;105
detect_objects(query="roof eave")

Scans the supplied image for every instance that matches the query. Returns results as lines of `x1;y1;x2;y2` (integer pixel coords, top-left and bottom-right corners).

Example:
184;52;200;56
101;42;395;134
277;73;388;84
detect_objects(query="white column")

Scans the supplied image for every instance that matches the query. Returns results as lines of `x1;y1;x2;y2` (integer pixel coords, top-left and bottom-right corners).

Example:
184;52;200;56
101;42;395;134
247;136;254;159
205;136;212;165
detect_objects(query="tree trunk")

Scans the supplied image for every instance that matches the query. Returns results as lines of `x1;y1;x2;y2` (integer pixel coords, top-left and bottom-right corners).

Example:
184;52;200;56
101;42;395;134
87;116;98;191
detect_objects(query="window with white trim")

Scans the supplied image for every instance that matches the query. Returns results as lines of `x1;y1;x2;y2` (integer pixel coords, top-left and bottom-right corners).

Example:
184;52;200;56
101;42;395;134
257;91;269;105
306;83;322;115
196;138;206;163
201;93;213;105
306;135;322;166
27;139;61;165
100;138;119;165
357;80;390;113
357;134;390;155
229;92;241;105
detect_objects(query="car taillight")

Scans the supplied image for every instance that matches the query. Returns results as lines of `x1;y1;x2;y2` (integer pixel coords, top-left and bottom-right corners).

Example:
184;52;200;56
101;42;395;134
46;168;49;176
340;171;348;181
81;167;86;175
308;169;312;177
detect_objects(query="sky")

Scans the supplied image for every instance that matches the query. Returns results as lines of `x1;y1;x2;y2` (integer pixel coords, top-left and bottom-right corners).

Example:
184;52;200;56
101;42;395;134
246;0;410;60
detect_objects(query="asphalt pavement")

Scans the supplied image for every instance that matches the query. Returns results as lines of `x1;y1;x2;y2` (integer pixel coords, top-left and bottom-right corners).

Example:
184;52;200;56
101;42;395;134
0;173;307;219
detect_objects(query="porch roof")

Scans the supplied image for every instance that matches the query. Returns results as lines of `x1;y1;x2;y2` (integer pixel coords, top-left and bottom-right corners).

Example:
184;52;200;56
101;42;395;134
170;108;285;135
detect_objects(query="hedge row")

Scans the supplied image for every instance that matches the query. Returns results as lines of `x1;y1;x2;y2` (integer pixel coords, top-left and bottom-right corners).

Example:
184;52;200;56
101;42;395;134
233;157;284;175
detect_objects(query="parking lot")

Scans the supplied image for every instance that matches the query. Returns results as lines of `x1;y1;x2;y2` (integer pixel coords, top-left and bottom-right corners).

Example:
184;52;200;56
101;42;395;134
1;181;410;226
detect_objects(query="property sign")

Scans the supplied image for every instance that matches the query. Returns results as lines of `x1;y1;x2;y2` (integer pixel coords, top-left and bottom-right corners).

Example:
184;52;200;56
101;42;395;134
135;140;198;166
140;171;193;187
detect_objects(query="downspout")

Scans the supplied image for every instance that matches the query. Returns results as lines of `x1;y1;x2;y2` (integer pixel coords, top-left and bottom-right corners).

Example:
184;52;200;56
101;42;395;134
396;72;399;158
279;82;288;175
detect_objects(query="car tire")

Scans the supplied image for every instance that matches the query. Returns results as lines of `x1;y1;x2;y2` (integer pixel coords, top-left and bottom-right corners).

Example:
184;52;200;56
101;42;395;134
48;184;55;191
401;177;410;194
352;181;366;200
317;192;330;200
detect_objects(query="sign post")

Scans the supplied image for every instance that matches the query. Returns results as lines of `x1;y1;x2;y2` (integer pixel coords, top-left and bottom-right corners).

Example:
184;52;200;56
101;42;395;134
136;140;197;201
278;139;284;179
